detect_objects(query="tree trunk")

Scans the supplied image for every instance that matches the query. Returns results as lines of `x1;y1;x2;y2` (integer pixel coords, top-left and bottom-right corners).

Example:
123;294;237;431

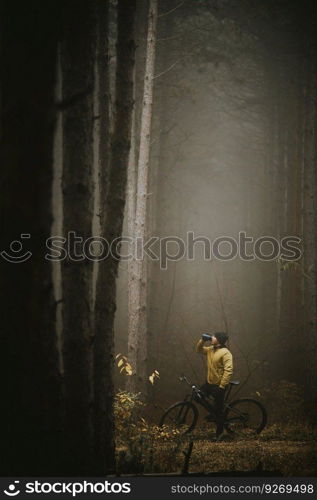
127;77;138;344
52;45;64;376
302;55;317;400
93;0;112;474
61;0;96;474
94;0;136;474
0;0;61;474
127;0;158;394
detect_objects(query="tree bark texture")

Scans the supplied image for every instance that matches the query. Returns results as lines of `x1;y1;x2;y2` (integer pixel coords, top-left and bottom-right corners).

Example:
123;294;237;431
302;55;317;399
0;0;61;474
127;0;158;394
61;0;96;474
94;0;137;474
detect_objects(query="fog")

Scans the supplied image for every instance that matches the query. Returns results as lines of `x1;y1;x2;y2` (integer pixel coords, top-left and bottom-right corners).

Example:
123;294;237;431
2;0;316;476
114;0;316;407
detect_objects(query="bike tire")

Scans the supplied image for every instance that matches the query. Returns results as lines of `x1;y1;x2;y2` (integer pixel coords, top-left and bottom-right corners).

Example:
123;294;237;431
224;398;267;436
159;401;198;435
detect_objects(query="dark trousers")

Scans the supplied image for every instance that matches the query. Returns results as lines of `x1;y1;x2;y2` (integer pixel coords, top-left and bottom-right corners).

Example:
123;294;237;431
200;382;225;436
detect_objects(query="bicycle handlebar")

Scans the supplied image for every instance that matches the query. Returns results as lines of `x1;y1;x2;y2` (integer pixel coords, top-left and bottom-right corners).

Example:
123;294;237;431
179;374;193;386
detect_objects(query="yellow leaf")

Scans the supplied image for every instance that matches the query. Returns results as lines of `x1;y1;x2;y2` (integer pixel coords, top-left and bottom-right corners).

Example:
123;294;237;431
115;353;121;359
118;359;124;368
149;374;154;385
154;370;159;376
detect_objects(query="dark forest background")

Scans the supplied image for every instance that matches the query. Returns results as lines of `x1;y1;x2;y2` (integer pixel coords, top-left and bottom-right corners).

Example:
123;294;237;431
0;0;316;476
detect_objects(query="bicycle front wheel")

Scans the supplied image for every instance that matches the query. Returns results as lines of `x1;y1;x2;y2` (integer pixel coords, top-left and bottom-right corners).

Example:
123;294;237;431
224;398;267;436
159;401;198;435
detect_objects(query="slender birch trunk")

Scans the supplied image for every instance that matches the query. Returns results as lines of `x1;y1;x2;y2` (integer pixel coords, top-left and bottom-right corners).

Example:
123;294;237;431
127;80;137;288
127;0;158;394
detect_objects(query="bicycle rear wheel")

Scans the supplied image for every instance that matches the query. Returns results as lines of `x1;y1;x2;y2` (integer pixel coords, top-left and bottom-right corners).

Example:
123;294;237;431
159;401;198;435
224;398;267;436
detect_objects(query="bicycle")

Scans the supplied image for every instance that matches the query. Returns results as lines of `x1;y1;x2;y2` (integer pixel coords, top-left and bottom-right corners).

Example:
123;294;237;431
159;375;267;437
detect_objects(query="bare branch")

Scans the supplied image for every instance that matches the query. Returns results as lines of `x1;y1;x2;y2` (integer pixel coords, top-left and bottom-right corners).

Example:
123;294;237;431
153;60;180;79
158;1;186;18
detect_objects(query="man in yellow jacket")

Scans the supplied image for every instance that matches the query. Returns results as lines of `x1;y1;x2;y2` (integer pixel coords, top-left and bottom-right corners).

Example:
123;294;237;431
196;332;233;438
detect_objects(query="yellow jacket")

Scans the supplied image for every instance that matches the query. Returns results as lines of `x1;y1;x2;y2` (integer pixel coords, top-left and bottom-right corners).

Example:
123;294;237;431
196;339;233;388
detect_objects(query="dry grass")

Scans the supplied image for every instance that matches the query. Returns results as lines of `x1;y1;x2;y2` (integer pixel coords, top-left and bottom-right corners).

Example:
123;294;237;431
181;439;316;476
140;435;317;476
116;424;317;476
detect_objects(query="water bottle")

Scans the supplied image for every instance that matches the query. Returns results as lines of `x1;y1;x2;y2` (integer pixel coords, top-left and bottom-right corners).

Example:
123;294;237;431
202;333;212;341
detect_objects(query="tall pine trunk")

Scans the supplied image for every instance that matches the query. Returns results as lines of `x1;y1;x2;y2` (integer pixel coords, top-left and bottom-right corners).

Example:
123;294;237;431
127;0;158;394
0;0;61;474
61;0;96;474
94;0;137;474
302;55;317;400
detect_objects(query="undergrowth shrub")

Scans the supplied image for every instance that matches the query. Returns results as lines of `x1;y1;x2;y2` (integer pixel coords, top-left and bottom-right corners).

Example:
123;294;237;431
114;390;182;474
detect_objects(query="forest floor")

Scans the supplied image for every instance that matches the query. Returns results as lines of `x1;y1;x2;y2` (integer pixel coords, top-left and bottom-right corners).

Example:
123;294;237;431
115;393;317;476
117;424;317;476
150;425;317;476
171;438;317;476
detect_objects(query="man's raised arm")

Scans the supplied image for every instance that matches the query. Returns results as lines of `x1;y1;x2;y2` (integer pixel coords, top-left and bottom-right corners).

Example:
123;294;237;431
195;338;209;354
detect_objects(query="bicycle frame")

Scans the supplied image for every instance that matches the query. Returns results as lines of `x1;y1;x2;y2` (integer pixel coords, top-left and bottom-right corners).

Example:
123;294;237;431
180;376;235;417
